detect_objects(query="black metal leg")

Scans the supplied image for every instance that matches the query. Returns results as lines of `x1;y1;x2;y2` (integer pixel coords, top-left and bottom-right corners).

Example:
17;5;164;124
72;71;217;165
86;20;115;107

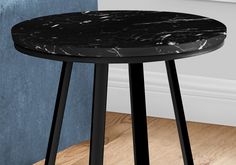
129;63;150;165
165;60;194;165
89;64;109;165
45;62;73;165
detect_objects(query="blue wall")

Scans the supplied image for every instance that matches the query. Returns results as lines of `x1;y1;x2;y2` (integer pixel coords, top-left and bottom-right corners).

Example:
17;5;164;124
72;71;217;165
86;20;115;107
0;0;97;164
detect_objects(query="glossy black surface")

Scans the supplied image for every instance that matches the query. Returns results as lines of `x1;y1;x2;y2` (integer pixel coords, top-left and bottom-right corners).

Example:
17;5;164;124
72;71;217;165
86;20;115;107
12;10;227;63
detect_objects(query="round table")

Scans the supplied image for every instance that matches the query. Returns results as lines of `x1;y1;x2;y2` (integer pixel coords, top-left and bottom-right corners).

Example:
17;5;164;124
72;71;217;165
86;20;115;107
11;10;227;165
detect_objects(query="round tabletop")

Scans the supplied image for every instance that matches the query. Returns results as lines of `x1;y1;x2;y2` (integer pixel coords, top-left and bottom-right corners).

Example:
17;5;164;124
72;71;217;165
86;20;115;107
12;10;227;63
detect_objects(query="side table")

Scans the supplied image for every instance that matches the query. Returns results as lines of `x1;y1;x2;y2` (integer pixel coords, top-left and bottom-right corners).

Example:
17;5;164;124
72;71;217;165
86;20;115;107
11;11;227;165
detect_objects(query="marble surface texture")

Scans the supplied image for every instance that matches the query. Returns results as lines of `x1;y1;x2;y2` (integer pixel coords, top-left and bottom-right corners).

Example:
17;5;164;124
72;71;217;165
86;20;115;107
12;11;227;62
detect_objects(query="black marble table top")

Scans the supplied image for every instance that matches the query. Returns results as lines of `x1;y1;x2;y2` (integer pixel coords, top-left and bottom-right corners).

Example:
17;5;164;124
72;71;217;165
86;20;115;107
12;10;227;63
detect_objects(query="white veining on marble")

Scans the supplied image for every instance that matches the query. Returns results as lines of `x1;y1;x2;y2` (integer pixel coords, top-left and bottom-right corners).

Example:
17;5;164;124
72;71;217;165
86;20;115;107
107;48;122;57
82;20;92;24
198;40;208;50
12;11;226;60
168;42;177;46
60;48;71;55
51;24;60;28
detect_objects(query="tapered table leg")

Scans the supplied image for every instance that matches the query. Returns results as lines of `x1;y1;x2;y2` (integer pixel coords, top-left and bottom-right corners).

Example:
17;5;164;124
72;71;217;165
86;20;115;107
129;63;150;165
45;62;73;165
89;64;109;165
165;60;194;165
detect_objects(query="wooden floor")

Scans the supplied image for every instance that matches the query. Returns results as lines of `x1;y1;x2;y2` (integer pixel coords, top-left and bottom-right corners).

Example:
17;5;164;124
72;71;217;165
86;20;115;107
35;112;236;165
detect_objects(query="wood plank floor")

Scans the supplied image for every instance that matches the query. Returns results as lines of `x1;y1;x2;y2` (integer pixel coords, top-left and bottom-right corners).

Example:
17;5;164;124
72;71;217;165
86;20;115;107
34;112;236;165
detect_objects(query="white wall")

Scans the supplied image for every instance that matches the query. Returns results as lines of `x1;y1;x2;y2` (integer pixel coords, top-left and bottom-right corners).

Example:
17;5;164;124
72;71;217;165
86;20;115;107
99;0;236;80
99;0;236;126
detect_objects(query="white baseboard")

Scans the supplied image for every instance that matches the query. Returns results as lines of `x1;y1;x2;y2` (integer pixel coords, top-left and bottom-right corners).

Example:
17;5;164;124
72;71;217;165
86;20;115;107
107;66;236;127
